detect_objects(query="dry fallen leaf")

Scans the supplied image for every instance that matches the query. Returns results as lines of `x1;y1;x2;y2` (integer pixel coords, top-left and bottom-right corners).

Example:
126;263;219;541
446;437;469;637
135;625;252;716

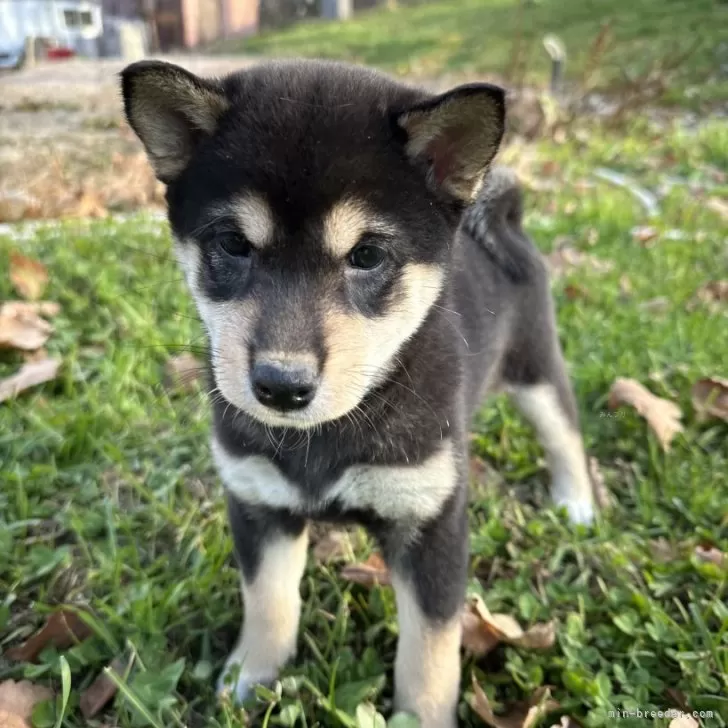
461;595;555;657
546;247;614;279
619;274;633;300
0;191;43;223
631;226;659;245
588;457;613;510
312;529;351;564
664;687;689;712
691;377;728;422
0;679;53;727
65;186;108;219
6;607;93;663
340;552;391;587
0;358;61;404
0;301;59;351
688;280;728;314
9;252;49;301
639;297;670;314
563;283;590;301
607;378;683;451
80;654;129;718
694;544;726;568
469;675;559;728
0;302;59;348
707;197;728;221
650;538;682;563
165;353;204;392
669;716;698;728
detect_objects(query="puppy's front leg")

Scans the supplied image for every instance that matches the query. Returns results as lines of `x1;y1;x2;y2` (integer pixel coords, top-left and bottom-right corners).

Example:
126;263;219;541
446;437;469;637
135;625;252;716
218;493;308;703
385;487;468;728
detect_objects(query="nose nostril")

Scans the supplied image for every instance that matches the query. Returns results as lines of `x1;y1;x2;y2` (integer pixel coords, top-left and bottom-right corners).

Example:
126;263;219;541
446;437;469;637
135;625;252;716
251;361;318;412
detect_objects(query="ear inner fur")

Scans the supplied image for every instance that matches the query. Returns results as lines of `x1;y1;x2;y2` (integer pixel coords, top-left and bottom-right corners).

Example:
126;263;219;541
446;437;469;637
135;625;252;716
395;84;506;203
120;60;229;183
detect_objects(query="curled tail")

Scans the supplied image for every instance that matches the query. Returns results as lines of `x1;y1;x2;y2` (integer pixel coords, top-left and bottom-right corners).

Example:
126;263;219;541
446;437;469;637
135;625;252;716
461;166;542;284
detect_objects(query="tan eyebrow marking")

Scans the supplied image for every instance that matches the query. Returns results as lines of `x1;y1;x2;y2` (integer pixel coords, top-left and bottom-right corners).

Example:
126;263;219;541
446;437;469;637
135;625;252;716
231;193;275;247
322;198;398;257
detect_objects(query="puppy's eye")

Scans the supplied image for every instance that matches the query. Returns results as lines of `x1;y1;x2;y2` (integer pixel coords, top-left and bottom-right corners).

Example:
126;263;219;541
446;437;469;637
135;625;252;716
219;234;251;258
349;243;385;270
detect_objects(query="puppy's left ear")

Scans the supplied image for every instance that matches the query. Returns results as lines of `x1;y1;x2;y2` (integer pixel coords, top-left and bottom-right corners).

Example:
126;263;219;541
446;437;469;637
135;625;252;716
394;83;505;204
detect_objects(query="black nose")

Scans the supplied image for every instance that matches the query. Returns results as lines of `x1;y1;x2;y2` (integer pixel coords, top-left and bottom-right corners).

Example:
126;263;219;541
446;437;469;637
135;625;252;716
251;361;318;412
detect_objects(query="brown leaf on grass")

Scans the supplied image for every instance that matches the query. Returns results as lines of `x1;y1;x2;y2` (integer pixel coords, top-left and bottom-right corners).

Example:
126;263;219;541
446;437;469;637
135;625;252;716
22;347;50;363
0;358;61;404
461;595;555;657
639;297;670;314
691;377;728;422
312;529;351;564
607;378;683;451
0;679;53;726
707;197;728;221
546;247;614;280
79;654;129;718
9;252;49;300
650;538;681;563
0;301;58;351
340;552;391;587
619;275;633;300
165;353;204;392
631;226;659;245
469;675;559;728
0;191;43;223
694;544;726;568
563;283;590;301
588;457;613;510
669;716;699;728
664;687;689;712
63;186;107;219
688;280;728;313
6;608;93;663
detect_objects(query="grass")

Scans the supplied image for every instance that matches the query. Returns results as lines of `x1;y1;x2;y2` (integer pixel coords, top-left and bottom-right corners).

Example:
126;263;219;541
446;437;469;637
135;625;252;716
211;0;728;107
1;116;727;727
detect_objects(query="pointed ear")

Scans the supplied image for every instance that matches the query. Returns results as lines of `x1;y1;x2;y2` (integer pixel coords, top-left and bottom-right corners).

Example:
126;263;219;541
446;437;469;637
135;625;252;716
120;60;229;183
393;83;506;204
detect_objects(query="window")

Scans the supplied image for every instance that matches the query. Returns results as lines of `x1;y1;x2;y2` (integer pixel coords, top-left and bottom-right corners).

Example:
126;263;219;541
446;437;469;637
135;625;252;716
63;8;95;28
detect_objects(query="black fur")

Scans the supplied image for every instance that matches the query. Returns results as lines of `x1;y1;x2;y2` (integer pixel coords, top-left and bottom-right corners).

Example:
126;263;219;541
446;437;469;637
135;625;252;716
121;58;589;723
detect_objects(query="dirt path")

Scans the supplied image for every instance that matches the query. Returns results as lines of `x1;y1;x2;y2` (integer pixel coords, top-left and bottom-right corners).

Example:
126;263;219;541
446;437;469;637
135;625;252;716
0;55;260;222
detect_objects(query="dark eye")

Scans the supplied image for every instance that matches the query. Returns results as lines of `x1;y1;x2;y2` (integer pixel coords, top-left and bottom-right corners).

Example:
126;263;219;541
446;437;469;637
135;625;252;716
349;243;386;270
219;234;251;258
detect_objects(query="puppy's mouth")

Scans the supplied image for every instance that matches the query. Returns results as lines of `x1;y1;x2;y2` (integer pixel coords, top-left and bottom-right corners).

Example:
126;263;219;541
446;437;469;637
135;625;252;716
212;359;386;431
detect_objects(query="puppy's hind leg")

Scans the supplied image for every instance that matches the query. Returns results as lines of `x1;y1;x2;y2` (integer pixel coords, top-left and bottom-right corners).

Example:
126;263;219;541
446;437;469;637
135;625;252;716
217;493;308;704
503;292;595;525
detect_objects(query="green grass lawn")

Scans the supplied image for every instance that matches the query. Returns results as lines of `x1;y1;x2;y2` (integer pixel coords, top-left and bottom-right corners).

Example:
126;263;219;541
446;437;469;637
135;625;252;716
211;0;728;107
1;117;727;727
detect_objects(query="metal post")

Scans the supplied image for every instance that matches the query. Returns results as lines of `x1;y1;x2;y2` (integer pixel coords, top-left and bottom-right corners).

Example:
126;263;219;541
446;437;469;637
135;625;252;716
320;0;352;20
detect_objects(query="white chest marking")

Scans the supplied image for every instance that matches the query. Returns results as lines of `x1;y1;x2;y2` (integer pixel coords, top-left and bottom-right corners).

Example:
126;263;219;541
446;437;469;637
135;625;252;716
211;436;458;522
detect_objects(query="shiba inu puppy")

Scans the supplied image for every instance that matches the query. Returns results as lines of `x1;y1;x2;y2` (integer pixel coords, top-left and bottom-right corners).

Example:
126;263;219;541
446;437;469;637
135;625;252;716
121;58;595;727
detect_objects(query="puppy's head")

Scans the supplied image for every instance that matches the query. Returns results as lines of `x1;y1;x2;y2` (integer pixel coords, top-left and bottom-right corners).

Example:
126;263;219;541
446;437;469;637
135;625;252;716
121;59;504;428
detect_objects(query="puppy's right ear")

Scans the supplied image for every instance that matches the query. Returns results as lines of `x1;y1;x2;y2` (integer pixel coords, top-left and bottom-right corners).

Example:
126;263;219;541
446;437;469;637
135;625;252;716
120;60;229;183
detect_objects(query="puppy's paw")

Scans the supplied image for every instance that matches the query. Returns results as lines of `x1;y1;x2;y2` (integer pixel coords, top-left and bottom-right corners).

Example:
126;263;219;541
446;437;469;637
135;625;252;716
556;496;595;526
216;658;275;705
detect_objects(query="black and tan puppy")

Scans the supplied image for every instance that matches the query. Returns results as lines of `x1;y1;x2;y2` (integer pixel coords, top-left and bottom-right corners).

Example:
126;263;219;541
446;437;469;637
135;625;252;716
121;59;595;727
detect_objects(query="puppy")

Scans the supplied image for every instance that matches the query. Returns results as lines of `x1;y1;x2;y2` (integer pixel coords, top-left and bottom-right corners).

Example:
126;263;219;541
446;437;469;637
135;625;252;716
121;58;595;727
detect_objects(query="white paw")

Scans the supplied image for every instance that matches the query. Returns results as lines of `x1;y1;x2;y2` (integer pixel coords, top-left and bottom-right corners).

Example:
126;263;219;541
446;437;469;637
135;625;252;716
555;497;595;526
216;658;274;705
